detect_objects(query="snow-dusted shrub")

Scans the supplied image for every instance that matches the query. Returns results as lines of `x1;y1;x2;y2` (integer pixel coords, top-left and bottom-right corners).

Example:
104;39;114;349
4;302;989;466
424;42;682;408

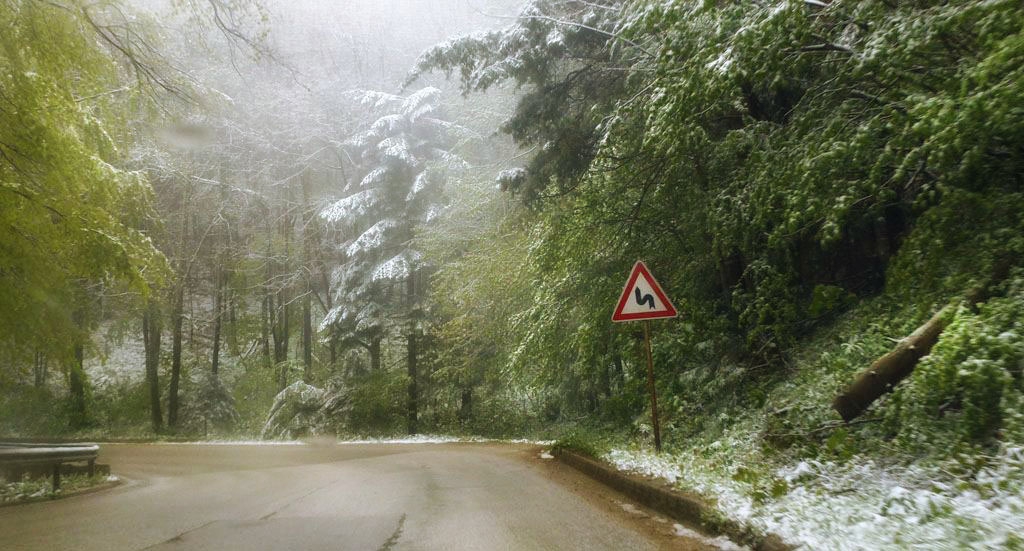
260;379;351;440
346;370;406;435
180;369;240;436
888;273;1024;447
261;381;326;440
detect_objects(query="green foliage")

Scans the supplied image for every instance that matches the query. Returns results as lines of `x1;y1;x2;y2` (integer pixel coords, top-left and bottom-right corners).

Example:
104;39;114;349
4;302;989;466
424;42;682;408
0;1;165;355
887;189;1024;300
888;274;1024;447
232;360;285;437
808;285;856;320
346;369;408;436
552;428;613;459
410;0;1024;447
1;473;108;505
179;369;240;436
89;378;150;435
0;385;69;436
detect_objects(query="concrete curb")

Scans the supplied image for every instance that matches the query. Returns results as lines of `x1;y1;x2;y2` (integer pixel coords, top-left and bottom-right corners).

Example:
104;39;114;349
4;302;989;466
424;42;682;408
553;449;794;551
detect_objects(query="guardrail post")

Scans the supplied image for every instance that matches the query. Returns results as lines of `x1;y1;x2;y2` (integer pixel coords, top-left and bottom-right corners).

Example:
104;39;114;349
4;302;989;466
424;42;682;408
52;462;61;492
88;458;95;477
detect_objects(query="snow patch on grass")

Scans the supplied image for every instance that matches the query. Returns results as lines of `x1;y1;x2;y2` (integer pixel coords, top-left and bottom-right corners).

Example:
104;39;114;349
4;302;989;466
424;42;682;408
336;435;554;445
604;445;1024;550
338;435;465;445
673;524;749;551
617;500;644;515
150;440;305;446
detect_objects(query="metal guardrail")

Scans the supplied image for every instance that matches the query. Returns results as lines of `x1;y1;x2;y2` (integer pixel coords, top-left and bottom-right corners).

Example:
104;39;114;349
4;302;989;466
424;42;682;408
0;443;100;492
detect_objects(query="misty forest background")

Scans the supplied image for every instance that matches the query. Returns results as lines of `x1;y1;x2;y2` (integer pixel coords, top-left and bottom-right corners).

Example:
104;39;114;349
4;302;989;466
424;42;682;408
2;0;1024;475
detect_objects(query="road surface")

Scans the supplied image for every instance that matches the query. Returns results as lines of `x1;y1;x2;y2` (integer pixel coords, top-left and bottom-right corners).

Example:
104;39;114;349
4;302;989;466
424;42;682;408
0;442;720;550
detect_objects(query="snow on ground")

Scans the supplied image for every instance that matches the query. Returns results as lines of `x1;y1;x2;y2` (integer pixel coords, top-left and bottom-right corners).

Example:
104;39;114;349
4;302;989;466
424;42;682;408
85;327;146;388
149;440;306;446
336;434;467;445
672;524;749;551
605;445;1024;550
336;435;554;445
109;436;553;446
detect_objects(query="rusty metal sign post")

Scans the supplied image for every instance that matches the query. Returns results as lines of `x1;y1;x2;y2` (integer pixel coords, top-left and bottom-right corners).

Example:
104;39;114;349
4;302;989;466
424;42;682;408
611;261;678;452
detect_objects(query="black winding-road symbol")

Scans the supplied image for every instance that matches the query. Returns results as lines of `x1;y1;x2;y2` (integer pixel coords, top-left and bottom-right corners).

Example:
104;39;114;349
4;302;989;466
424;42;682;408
634;287;656;309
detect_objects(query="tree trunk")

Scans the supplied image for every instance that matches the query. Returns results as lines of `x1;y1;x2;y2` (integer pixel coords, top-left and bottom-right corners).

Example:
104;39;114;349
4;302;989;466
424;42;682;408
281;288;290;361
459;384;472;424
68;340;88;429
369;335;382;372
142;301;163;432
329;333;337;368
407;273;418;435
301;172;314;382
271;289;290;390
261;293;271;367
188;284;196;353
302;291;312;381
600;357;612;400
227;283;239;356
33;350;46;388
833;306;950;422
272;289;290;364
833;259;1014;422
211;268;223;376
169;285;183;428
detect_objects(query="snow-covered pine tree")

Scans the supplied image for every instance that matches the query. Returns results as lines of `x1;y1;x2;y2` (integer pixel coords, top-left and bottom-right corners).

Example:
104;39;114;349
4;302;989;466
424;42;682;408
320;86;469;433
406;0;637;202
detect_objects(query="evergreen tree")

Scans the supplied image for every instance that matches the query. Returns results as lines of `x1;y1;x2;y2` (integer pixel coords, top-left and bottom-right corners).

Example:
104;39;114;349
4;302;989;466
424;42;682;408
321;87;468;433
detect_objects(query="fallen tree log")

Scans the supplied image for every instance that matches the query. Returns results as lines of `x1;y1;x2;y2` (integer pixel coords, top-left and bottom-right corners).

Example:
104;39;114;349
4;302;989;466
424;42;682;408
832;305;952;422
832;260;1015;422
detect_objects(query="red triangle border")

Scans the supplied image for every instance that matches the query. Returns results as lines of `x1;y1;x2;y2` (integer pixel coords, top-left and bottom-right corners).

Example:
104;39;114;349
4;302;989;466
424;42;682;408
612;261;678;322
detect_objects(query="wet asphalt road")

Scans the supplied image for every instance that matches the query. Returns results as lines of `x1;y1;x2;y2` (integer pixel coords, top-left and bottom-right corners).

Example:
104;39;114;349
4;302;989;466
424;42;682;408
0;442;711;550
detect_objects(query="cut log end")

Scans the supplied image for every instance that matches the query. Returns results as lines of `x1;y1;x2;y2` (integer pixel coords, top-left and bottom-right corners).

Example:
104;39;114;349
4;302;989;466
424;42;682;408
832;394;860;423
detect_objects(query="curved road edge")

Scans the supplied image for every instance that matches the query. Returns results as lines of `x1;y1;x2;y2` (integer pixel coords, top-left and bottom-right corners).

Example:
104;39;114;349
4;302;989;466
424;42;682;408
553;449;794;551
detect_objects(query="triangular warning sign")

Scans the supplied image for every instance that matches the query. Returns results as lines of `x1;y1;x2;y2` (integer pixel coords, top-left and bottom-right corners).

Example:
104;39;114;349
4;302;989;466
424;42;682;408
612;261;678;322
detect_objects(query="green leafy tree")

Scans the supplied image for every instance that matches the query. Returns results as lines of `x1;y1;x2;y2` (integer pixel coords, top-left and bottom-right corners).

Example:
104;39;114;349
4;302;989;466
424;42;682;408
409;0;1024;429
0;2;168;427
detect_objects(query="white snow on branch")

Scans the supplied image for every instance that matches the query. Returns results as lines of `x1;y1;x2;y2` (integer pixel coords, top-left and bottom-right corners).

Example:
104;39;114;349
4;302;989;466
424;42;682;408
346;218;397;257
321;189;379;223
431;148;468;168
412;171;431;194
344;129;377;149
346;89;403;110
358;167;388;189
420;117;478;139
371;114;407;135
378;136;416;166
401;87;441;118
406;171;432;201
707;47;734;74
355;303;385;331
496;167;527;190
424;205;445;223
372;251;423;282
319;305;346;331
